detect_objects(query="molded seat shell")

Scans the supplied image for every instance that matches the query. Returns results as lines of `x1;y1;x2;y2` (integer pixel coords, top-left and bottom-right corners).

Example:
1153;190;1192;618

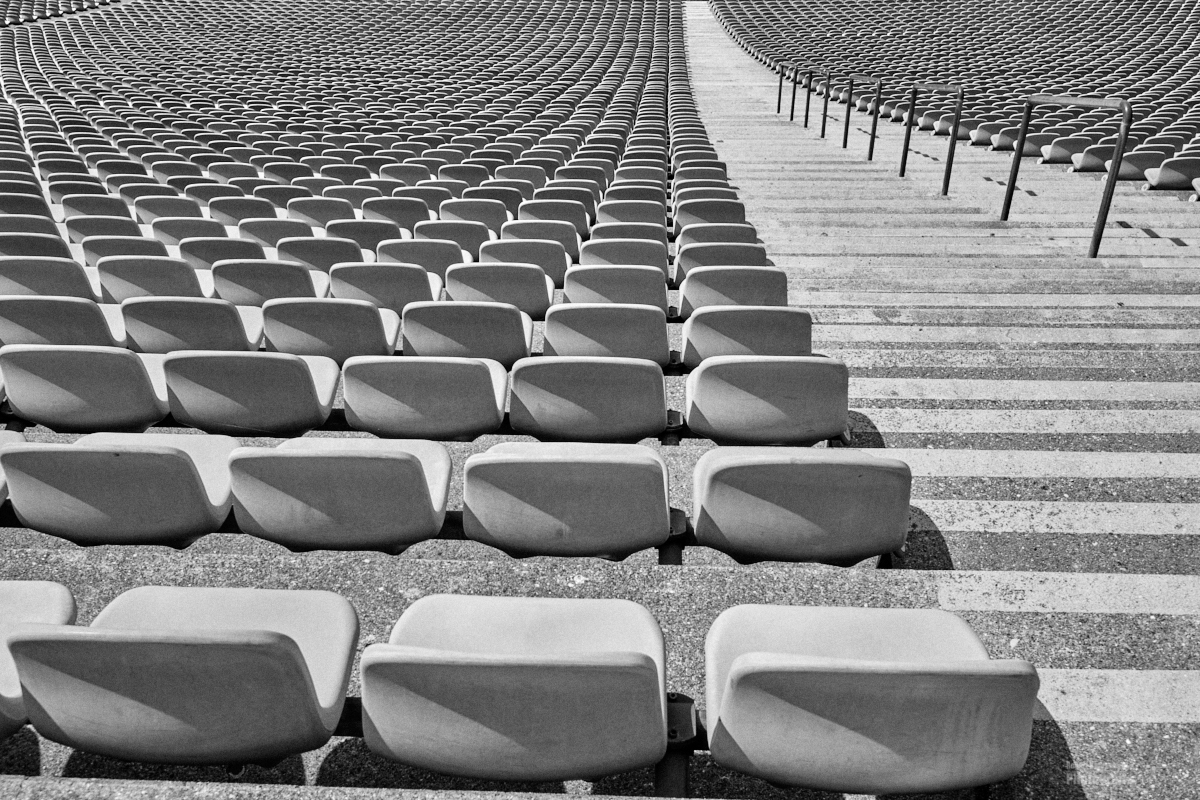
543;304;670;365
212;259;328;306
163;351;338;436
681;306;813;368
263;298;400;363
361;594;667;780
509;356;667;442
445;263;554;319
230;438;450;553
464;442;670;559
579;238;669;278
329;262;442;314
275;237;366;273
562;265;668;311
96;256;208;302
685;356;849;444
0;345;169;432
342;356;507;440
674;243;769;282
705;605;1039;794
0;296;125;347
0;257;98;300
478;238;570;287
121;297;261;353
376;238;465;280
0;432;237;545
693;447;911;565
677;266;788;319
402;301;532;367
9;586;358;765
0;580;77;740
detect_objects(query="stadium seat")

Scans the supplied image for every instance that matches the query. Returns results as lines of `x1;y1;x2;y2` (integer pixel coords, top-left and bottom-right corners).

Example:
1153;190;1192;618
0;296;125;347
10;586;358;765
705;605;1038;794
693;447;912;564
542;303;670;365
0;256;98;300
580;239;669;279
212;259;329;305
509;356;668;441
162;351;338;436
96;256;209;302
674;242;770;282
464;442;671;559
0;581;77;741
179;237;266;270
501;220;581;262
414;219;492;259
677;266;789;319
262;298;400;362
121;297;262;352
376;238;465;279
444;263;554;319
230;438;450;553
361;594;667;780
401;301;532;366
562;265;668;311
681;306;813;368
685;356;849;444
1;432;237;545
275;236;365;273
478;237;571;287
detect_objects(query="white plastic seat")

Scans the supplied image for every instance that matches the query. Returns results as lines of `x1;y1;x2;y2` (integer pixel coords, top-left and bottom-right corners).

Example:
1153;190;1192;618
121;297;262;352
262;298;400;363
376;238;466;280
579;238;669;279
342;356;507;439
329;261;442;314
212;259;329;306
0;432;237;545
674;242;769;282
361;594;667;780
478;238;571;287
178;237;266;270
414;220;491;260
96;256;210;302
543;303;670;365
685;356;849;444
677;266;788;319
0;345;169;432
9;586;358;765
275;237;366;273
706;605;1039;794
501;220;581;263
681;306;812;368
0;256;98;300
230;438;450;553
676;223;759;249
510;356;667;441
0;296;126;347
445;263;554;319
672;199;746;237
562;265;668;311
464;442;670;559
596;200;667;226
693;447;911;564
163;351;339;436
0;581;76;740
402;301;532;367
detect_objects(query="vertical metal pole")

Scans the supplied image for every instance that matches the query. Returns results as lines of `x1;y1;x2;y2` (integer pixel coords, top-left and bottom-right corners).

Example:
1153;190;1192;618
1090;102;1132;258
653;751;689;797
899;84;917;176
820;72;830;138
1000;101;1034;221
776;64;784;114
788;67;798;121
866;80;881;161
941;87;964;196
803;71;813;127
842;77;854;148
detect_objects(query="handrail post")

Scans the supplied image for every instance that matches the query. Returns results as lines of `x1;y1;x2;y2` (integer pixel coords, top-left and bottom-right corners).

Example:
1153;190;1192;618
899;84;918;177
847;73;883;161
999;100;1033;221
999;94;1131;257
1090;101;1133;258
941;85;964;196
842;75;854;148
777;61;787;113
820;71;831;138
788;66;799;121
802;69;815;128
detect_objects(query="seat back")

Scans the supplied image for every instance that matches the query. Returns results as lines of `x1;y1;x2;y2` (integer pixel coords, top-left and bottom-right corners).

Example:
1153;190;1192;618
402;301;530;367
0;257;95;299
122;297;253;352
681;306;812;368
478;238;570;287
543;304;670;365
97;256;205;303
562;265;668;310
262;298;391;362
509;356;667;441
580;238;669;277
445;263;552;319
678;266;788;319
376;238;465;279
0;296;117;346
212;259;317;306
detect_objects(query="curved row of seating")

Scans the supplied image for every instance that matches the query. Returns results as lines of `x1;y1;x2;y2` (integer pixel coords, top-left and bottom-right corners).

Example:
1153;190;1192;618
710;0;1200;190
0;0;111;26
1;583;1039;794
0;347;847;440
0;436;904;563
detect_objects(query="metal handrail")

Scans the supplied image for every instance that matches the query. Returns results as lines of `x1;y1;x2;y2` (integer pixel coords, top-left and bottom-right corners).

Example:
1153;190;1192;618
775;61;793;114
820;70;832;138
900;82;964;195
1000;95;1133;258
843;73;883;160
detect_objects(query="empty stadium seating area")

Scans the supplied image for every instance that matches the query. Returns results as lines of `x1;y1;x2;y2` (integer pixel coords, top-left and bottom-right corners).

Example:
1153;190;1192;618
0;0;1195;797
712;0;1200;190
